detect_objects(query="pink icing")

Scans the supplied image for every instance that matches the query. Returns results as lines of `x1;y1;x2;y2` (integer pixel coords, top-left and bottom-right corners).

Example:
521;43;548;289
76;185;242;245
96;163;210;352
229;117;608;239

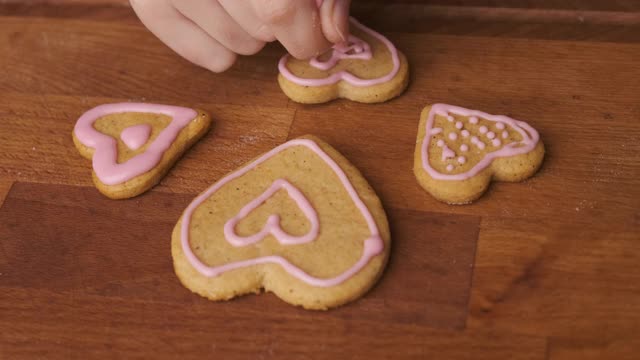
180;139;384;287
223;179;320;247
278;17;400;87
120;124;151;150
421;104;540;181
441;144;455;161
74;103;198;185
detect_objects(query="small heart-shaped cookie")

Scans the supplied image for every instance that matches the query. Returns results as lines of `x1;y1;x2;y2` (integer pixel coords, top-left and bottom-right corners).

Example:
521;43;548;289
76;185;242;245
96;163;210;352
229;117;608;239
414;104;545;204
172;136;390;310
73;103;212;199
278;17;409;104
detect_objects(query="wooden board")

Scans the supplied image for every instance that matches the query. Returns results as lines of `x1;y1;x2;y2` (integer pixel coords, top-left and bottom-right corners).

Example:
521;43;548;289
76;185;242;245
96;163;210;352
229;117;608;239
0;2;639;359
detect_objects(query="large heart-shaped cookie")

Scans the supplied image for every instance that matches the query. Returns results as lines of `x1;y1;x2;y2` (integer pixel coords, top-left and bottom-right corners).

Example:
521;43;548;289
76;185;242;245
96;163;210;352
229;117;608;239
73;103;212;199
414;104;545;204
278;17;409;104
172;136;390;310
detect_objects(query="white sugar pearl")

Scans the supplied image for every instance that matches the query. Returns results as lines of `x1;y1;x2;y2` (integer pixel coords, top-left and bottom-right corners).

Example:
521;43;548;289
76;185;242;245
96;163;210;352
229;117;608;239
479;126;488;134
455;121;463;129
449;132;458;141
458;156;466;164
492;139;502;147
446;164;454;172
437;139;444;147
487;131;496;139
469;116;478;124
461;130;470;137
496;122;505;130
502;131;509;139
447;115;454;122
460;144;469;152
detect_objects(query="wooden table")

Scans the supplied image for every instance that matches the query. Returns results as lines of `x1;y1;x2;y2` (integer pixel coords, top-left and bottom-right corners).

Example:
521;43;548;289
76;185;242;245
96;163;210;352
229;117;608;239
1;1;639;359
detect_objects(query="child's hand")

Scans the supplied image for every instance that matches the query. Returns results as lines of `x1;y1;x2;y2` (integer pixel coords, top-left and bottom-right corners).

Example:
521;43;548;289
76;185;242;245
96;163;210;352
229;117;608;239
130;0;351;72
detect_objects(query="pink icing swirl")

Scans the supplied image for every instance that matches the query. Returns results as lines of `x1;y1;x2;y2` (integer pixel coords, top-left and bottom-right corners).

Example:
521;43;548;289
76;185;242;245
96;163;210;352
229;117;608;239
421;104;540;180
278;17;400;87
180;139;384;287
223;179;319;247
74;103;198;185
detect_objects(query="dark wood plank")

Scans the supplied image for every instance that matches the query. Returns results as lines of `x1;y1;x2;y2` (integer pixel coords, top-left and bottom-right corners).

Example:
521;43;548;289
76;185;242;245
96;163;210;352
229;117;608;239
0;182;492;358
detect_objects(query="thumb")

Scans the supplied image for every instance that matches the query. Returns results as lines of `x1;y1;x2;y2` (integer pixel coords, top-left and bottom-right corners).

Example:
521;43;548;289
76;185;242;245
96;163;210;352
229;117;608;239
319;0;351;44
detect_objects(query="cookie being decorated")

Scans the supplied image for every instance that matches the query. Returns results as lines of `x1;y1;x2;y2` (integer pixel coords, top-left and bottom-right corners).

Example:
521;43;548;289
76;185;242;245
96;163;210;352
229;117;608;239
278;17;409;104
172;136;390;310
73;103;212;199
414;104;545;204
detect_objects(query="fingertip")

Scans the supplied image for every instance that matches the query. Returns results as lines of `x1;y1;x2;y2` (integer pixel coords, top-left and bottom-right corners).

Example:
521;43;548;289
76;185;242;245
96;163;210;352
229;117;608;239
321;0;351;44
203;51;238;73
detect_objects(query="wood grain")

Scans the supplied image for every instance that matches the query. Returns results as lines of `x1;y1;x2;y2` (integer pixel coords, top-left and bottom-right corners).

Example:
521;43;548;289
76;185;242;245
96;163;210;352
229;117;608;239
0;182;483;358
0;2;639;359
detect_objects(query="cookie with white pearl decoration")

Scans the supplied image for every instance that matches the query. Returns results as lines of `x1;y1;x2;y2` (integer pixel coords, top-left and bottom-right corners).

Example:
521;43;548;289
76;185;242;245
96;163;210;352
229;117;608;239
414;104;545;204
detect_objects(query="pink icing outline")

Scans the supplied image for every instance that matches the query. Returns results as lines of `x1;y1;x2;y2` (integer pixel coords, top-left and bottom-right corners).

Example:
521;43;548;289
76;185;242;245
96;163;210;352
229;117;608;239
74;103;198;185
278;17;400;87
120;123;152;151
421;104;540;181
180;139;384;288
223;179;320;247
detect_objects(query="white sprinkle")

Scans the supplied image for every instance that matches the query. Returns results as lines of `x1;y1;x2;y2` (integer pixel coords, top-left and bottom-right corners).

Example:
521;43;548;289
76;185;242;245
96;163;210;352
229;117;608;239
458;156;466;164
437;140;444;147
446;164;454;172
492;139;502;147
496;122;505;130
502;131;509;139
471;136;479;144
447;115;454;122
431;127;443;135
479;126;488;134
461;130;470;138
449;132;458;141
460;144;469;152
469;116;478;124
487;131;496;139
477;141;486;150
455;121;463;129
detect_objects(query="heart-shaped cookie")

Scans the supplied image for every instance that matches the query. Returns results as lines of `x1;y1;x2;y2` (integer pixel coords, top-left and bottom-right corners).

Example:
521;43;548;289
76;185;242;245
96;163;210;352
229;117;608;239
172;136;390;310
73;103;212;199
277;17;409;104
414;104;545;204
